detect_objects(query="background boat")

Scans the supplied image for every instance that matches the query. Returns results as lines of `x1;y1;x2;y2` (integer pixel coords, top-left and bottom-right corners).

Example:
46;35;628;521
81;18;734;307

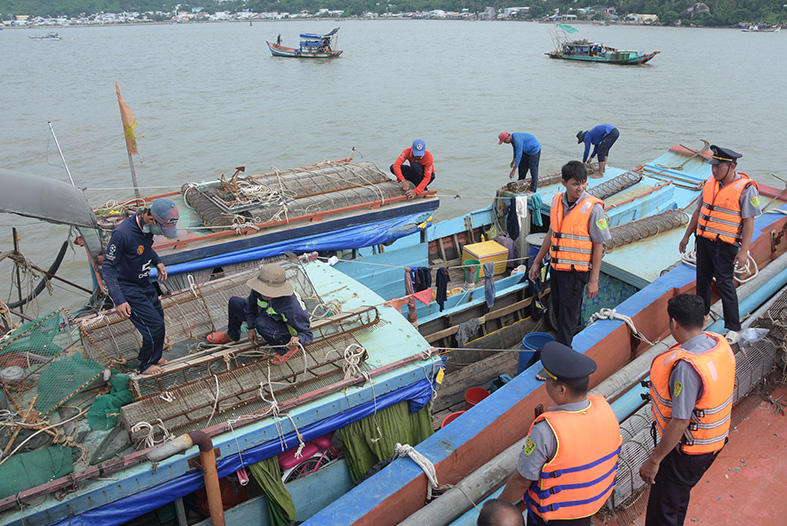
267;27;342;58
547;23;659;64
28;32;61;40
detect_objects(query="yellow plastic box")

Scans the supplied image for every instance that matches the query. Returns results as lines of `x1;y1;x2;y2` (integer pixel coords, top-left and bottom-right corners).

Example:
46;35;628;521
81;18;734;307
462;240;509;276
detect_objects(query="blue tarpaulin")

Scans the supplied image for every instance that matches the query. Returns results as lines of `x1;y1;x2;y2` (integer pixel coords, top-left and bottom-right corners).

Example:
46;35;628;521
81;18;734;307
152;212;431;279
52;375;439;526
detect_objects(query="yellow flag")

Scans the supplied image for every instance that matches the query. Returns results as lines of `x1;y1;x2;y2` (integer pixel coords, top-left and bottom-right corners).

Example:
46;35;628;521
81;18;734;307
115;81;138;155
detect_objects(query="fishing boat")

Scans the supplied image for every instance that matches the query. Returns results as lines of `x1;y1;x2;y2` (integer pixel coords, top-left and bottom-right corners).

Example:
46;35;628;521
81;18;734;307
266;27;342;58
0;257;442;525
302;160;787;526
741;23;781;32
28;32;62;41
546;24;659;65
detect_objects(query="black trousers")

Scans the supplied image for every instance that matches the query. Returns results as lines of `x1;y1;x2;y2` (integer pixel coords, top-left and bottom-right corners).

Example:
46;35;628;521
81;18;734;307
518;150;541;192
645;447;719;526
529;513;591;526
695;236;741;331
389;163;435;191
550;269;589;346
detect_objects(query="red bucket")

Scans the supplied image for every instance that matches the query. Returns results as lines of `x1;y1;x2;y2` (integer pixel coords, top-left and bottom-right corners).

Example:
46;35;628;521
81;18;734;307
465;387;490;410
441;411;466;429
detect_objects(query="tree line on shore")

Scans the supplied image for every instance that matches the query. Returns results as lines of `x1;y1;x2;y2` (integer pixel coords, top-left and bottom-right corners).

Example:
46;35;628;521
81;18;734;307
1;0;784;25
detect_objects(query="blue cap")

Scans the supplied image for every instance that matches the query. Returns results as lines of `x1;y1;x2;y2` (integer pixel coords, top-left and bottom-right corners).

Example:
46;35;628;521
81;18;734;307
412;139;426;157
150;198;180;239
709;145;742;165
540;341;597;385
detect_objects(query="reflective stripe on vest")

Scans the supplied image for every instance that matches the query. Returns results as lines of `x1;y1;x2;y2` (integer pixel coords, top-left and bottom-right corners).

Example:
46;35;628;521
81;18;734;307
549;193;603;272
649;332;736;454
256;292;304;337
525;395;622;520
696;173;757;245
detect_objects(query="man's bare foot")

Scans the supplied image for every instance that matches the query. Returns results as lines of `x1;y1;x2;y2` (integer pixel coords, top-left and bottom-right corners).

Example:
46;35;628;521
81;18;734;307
157;358;169;365
142;365;165;375
590;173;604;179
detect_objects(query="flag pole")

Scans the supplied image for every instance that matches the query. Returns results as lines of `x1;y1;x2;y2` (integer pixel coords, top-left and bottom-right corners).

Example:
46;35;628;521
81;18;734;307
127;153;141;199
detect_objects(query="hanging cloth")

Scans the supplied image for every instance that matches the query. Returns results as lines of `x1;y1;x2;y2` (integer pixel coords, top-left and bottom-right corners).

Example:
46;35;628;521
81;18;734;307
483;262;496;307
528;193;544;227
435;268;449;312
506;197;520;241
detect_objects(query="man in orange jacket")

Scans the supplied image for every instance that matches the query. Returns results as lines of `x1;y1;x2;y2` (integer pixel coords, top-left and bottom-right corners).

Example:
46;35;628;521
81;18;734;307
678;145;761;342
390;139;435;199
640;294;736;526
499;342;621;525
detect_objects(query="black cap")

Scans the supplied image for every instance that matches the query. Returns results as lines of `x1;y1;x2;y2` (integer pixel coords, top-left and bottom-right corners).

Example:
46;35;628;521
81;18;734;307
709;145;742;165
540;341;597;385
576;130;587;144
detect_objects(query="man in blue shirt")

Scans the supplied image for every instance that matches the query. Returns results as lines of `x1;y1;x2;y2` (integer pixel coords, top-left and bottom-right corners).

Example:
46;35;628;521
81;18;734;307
101;199;180;375
208;263;313;365
499;131;542;193
577;124;619;178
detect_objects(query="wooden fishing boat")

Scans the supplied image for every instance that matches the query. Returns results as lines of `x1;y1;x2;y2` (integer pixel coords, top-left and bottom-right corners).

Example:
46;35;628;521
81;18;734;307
742;24;781;32
302;172;787;526
546;23;659;65
266;27;343;58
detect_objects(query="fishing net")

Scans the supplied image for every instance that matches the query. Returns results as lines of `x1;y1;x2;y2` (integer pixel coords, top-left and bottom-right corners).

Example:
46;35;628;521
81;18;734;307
0;445;74;499
0;309;65;361
87;374;133;430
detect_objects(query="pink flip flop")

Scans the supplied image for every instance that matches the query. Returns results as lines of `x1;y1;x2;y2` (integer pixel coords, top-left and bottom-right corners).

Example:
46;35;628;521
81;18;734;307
207;332;233;344
271;347;299;365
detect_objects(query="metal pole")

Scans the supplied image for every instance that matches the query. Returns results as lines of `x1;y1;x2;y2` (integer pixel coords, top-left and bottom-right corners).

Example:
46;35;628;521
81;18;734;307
47;121;76;187
127;153;141;199
11;228;24;316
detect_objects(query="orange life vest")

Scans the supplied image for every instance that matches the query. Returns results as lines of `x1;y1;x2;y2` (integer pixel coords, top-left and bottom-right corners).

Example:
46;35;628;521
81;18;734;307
549;193;604;272
696;173;757;245
649;332;736;455
525;395;621;520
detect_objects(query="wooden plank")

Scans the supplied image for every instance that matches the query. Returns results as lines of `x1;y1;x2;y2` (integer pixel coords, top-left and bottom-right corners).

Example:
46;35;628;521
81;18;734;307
425;297;534;343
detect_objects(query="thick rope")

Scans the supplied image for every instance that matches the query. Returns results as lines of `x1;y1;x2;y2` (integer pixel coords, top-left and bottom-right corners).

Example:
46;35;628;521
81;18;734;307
130;418;173;449
587;308;656;346
394;443;451;501
681;249;759;283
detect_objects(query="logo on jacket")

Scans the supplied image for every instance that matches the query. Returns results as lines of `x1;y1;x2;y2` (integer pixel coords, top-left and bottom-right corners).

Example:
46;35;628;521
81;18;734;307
524;437;536;456
139;260;153;279
596;218;608;231
750;196;760;207
674;381;683;398
136;245;145;255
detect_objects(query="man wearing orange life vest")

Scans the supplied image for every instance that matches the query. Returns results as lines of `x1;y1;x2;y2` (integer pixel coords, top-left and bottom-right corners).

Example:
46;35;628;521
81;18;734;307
390;139;436;200
499;342;621;526
640;294;736;526
678;145;761;341
528;161;610;346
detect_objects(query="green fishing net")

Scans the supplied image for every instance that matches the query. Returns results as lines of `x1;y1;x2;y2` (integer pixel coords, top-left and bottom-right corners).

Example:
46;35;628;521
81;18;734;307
0;445;74;499
88;374;134;430
35;354;104;416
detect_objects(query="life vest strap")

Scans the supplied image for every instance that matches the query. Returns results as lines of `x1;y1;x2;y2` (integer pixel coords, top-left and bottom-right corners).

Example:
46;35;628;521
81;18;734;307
541;447;621;479
532;463;617;499
529;478;616;515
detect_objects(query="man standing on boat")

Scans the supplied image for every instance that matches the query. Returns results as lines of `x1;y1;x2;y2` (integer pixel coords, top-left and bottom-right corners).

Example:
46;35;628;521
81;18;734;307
640;294;736;526
528;161;610;346
390;139;435;199
101;199;180;375
499;342;621;525
678;145;760;343
576;124;619;178
207;263;313;365
498;131;541;193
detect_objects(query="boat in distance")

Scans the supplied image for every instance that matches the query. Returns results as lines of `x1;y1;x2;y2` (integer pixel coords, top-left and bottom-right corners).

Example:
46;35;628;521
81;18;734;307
547;23;659;65
267;27;342;58
29;32;62;41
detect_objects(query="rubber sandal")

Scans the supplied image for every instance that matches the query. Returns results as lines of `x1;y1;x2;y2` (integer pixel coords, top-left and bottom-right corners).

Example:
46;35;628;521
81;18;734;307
207;332;233;345
271;347;299;365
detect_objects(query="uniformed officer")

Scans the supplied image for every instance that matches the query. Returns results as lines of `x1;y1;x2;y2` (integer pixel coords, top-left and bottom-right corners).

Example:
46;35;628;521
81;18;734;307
679;145;761;342
101;198;179;375
499;342;621;525
640;294;736;526
207;263;313;365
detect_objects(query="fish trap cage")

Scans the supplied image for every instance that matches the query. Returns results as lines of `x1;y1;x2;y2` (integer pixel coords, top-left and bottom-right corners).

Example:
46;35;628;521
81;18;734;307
607;287;787;515
587;171;643;200
182;161;402;227
119;306;383;445
605;209;690;251
78;261;322;368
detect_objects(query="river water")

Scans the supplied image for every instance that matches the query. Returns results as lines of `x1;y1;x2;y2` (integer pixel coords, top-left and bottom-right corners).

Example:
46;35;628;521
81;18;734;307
1;20;786;314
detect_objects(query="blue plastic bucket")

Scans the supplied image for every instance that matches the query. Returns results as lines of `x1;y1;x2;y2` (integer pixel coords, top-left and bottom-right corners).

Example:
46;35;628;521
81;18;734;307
518;332;555;375
526;233;547;261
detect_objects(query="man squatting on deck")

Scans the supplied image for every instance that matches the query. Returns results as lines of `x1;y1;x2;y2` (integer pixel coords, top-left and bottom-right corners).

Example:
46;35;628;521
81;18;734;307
528;161;610;346
640;294;736;526
499;342;621;526
678;145;761;342
498;131;542;193
390;139;435;199
101;199;180;375
208;263;313;365
577;124;619;178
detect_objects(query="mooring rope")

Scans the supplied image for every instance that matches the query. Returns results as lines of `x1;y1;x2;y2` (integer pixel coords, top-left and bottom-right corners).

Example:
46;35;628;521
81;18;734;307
587;308;656;346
